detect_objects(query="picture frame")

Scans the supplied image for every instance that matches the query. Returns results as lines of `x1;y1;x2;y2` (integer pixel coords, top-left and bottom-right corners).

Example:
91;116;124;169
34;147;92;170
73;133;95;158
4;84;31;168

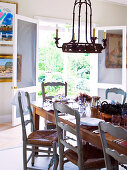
0;54;22;82
106;33;127;68
0;1;18;45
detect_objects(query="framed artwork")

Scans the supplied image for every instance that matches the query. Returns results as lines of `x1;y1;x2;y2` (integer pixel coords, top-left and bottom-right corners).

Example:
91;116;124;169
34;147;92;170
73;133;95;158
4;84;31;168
0;1;18;44
0;54;22;82
106;33;127;68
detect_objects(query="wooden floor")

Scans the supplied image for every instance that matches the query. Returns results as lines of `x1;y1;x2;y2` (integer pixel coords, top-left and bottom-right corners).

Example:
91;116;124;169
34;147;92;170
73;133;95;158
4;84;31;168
0;122;12;131
0;122;124;170
0;122;22;150
0;118;45;150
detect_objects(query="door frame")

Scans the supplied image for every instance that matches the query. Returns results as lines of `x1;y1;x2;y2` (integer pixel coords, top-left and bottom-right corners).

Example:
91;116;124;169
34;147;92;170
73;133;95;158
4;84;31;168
12;14;39;126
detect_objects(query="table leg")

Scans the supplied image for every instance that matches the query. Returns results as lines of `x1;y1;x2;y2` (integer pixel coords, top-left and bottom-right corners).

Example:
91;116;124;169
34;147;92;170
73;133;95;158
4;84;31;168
33;106;40;130
32;106;40;155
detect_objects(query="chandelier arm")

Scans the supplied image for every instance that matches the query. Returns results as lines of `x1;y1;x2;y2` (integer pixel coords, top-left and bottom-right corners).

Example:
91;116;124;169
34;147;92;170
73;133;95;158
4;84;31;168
86;0;92;41
77;0;92;42
89;3;92;40
78;0;82;43
54;38;62;49
56;46;62;49
85;0;88;43
72;0;78;41
87;0;91;5
76;0;91;6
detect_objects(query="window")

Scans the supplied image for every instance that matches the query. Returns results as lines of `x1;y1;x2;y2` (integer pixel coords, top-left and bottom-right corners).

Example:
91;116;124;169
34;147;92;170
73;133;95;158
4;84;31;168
38;20;90;97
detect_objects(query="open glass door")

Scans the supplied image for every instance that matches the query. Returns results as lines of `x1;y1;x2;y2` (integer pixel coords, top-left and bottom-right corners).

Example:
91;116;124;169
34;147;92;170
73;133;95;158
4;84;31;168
91;26;126;101
12;15;38;126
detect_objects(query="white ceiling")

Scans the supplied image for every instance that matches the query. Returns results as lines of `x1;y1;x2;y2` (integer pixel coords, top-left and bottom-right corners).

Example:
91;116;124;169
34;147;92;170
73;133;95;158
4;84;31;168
105;0;127;6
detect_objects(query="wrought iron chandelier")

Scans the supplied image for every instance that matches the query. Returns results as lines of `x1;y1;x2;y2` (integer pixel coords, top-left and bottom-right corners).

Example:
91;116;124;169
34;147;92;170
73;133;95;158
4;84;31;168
54;0;107;53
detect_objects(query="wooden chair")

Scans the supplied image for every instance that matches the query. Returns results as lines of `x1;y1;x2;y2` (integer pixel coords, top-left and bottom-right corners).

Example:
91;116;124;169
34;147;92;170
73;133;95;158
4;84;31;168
105;88;126;104
42;82;67;129
53;102;106;170
18;91;58;170
42;82;67;102
99;122;127;170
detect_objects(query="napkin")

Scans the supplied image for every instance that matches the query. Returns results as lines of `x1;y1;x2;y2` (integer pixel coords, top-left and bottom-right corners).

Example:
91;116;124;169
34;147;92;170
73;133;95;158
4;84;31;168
11;91;28;113
113;139;127;148
80;117;104;126
119;141;127;148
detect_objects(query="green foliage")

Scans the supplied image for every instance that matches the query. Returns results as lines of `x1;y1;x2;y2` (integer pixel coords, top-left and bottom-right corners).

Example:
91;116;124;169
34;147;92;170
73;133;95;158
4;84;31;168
38;91;42;96
45;86;61;96
38;75;45;82
39;34;63;74
38;31;90;97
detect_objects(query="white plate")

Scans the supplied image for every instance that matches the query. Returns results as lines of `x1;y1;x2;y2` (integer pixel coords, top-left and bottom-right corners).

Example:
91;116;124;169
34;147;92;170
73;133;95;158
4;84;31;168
80;117;104;126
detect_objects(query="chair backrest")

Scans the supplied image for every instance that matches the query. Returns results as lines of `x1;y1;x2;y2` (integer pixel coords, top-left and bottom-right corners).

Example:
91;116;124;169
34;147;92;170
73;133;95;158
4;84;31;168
99;122;127;170
18;91;35;142
53;102;84;169
42;82;67;101
105;88;126;104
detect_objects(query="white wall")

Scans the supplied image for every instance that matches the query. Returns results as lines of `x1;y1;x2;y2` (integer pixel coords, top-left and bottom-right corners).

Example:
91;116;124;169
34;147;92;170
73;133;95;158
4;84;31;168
1;0;127;121
5;0;127;26
92;0;127;26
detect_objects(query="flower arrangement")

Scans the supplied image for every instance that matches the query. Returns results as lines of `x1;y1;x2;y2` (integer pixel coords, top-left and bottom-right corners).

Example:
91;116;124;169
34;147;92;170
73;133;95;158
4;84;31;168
75;93;92;103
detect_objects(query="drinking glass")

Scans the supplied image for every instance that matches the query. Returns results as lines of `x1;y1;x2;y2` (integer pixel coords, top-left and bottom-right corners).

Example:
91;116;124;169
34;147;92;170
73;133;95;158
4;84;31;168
123;115;127;128
85;102;91;117
111;115;121;126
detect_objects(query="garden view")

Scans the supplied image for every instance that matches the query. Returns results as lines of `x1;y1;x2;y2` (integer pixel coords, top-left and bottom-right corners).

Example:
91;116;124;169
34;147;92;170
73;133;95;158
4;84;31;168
38;30;90;98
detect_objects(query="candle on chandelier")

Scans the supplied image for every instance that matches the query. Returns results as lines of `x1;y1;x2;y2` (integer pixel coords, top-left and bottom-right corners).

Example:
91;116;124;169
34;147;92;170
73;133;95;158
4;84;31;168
93;28;95;37
73;33;75;40
56;25;58;38
104;31;106;39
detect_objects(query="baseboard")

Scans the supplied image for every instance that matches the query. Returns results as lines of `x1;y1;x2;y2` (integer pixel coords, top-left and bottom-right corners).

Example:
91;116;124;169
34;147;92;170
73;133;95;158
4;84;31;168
0;114;11;123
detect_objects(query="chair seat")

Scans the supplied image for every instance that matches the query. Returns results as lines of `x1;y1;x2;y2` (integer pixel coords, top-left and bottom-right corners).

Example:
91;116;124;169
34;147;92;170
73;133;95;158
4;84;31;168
28;130;58;146
65;143;105;169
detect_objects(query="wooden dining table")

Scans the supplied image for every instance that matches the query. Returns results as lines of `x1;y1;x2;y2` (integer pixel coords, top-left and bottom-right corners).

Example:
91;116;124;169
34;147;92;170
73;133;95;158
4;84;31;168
31;100;127;156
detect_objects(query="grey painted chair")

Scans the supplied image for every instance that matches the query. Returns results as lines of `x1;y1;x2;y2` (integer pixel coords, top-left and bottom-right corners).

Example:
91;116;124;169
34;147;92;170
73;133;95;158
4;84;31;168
53;102;105;170
42;82;67;130
42;82;67;102
105;88;126;104
18;91;58;170
99;122;127;170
